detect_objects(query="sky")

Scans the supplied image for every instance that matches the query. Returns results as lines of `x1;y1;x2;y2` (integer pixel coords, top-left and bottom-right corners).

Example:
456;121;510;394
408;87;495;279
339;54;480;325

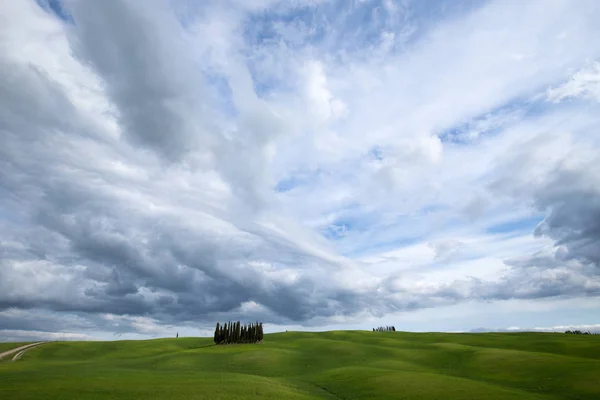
1;0;599;341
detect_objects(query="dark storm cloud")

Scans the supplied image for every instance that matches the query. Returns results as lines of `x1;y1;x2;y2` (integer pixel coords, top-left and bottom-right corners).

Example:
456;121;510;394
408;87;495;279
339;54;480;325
490;133;600;274
533;168;600;268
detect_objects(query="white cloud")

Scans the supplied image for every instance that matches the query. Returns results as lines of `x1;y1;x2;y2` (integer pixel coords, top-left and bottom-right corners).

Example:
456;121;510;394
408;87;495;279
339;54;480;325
475;324;600;333
0;330;93;341
547;62;600;102
302;60;348;122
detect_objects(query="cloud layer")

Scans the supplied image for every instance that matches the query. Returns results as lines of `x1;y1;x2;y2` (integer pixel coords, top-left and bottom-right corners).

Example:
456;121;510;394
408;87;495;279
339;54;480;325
1;0;599;340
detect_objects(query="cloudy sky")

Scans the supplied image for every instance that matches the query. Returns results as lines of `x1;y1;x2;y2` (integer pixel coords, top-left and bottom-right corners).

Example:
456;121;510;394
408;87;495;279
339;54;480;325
1;0;599;341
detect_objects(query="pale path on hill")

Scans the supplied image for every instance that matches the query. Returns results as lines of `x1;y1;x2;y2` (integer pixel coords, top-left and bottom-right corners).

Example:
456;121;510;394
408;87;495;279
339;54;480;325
0;343;45;361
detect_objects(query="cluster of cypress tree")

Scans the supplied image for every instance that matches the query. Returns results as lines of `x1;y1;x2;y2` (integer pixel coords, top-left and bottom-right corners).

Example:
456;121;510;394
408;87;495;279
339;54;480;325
373;326;396;332
213;321;264;344
565;330;596;335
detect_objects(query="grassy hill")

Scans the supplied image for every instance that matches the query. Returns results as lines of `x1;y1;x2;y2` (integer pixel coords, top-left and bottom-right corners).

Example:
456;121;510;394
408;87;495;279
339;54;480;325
1;331;599;399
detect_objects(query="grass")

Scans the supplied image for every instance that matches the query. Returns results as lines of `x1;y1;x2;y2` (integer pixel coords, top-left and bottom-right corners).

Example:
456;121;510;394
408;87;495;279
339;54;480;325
0;342;33;354
1;331;599;399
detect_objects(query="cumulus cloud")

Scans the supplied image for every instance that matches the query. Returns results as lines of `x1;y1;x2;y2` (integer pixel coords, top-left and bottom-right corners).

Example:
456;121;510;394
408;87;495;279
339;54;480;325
1;0;600;340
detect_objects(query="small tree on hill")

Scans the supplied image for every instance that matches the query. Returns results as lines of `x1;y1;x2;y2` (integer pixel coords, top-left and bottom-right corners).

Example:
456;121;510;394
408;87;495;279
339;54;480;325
373;325;396;332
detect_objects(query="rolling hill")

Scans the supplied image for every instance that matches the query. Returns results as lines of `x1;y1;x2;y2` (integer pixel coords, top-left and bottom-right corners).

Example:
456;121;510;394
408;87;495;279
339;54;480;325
1;331;599;399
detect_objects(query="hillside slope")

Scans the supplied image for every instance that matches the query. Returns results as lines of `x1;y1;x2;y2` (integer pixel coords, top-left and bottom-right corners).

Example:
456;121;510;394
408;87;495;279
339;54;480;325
1;331;599;399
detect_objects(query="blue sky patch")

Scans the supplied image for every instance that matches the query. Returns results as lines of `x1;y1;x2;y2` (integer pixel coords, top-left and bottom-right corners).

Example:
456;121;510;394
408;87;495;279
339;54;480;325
487;216;544;235
36;0;74;23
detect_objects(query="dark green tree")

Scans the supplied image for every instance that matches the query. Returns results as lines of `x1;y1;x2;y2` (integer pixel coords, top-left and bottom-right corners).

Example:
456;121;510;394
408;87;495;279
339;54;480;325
213;320;264;345
214;322;220;344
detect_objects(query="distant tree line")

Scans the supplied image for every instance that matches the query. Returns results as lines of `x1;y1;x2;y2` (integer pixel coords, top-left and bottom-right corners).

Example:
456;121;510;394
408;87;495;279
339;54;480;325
373;326;396;332
565;330;597;335
214;321;264;344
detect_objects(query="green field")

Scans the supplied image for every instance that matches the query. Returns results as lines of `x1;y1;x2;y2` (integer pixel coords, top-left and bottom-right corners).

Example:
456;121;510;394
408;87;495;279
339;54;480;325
1;331;599;399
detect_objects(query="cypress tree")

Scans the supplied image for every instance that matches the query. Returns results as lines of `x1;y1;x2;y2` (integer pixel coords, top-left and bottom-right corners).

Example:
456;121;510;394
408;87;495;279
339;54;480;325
209;321;265;343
